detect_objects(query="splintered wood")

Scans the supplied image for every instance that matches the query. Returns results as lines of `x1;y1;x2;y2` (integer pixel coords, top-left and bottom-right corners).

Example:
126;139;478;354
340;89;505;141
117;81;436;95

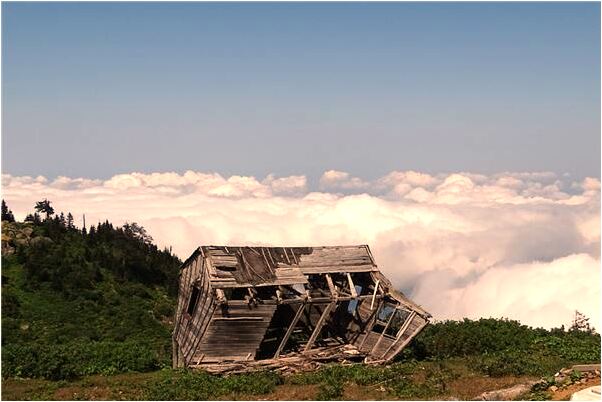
173;245;431;372
194;345;366;375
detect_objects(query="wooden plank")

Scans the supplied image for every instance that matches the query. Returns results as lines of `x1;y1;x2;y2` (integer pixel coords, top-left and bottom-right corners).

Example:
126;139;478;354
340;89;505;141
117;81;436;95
371;337;394;357
274;303;306;358
370;280;380;310
347;273;358;297
195;303;277;361
303;302;336;352
359;332;380;352
297;265;378;274
209;277;308;288
183;258;218;365
212;316;264;321
180;259;199;359
325;274;337;297
183;262;213;363
364;245;377;266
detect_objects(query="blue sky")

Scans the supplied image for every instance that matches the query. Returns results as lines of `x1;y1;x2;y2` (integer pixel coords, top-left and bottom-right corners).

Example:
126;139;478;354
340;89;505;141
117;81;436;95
2;2;600;180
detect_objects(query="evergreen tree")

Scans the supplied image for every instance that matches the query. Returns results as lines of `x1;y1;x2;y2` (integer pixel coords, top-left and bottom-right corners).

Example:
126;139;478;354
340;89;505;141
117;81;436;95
58;212;66;227
123;222;153;244
570;311;594;333
34;199;55;220
1;200;15;222
66;213;74;229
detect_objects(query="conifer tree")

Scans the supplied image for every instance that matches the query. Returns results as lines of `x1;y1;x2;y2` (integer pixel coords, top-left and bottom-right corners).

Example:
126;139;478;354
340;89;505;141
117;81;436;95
58;212;66;227
34;199;54;220
1;200;15;222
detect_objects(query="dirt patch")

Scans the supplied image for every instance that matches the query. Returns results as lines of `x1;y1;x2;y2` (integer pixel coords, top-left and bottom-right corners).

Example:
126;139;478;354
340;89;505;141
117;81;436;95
1;377;54;400
53;386;106;400
0;370;557;401
550;378;601;401
446;375;539;400
2;372;156;401
343;383;391;400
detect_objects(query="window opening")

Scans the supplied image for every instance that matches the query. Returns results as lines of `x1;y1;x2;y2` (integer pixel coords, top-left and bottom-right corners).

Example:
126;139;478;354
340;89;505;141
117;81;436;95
371;303;396;334
187;286;201;315
385;308;411;338
222;287;248;300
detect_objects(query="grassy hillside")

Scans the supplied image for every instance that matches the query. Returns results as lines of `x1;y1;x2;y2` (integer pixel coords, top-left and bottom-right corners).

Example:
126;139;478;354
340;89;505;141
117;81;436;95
1;206;181;380
1;201;600;400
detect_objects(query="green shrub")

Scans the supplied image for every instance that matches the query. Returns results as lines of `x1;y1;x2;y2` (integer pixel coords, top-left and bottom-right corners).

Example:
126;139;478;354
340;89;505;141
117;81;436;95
406;318;600;378
153;298;175;318
470;350;565;377
2;290;20;317
2;340;166;380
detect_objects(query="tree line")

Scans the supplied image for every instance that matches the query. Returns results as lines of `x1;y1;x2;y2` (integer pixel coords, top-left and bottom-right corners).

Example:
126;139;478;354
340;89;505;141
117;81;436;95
2;199;181;297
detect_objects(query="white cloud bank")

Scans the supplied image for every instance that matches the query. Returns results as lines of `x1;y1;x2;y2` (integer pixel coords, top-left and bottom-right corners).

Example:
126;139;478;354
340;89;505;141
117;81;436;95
2;170;600;330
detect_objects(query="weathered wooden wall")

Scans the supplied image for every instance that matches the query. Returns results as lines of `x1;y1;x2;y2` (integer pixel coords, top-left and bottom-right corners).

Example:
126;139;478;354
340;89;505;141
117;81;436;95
193;303;277;362
172;252;216;367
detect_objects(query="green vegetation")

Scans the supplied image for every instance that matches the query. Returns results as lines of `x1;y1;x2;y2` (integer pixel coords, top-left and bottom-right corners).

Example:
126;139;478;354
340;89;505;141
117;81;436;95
2;200;181;380
289;361;448;400
1;199;600;400
404;318;600;377
146;369;283;400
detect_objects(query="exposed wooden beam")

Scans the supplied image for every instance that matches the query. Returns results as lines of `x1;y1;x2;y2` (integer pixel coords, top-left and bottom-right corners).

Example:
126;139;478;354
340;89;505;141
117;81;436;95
325;274;338;298
347;273;358;297
370;279;380;310
274;303;306;358
225;293;384;307
304;302;336;352
282;247;291;264
290;248;299;264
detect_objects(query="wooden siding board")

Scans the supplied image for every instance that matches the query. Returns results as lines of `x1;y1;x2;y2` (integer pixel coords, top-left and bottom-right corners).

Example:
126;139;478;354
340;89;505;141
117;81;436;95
178;256;218;366
209;277;308;288
182;257;202;361
195;303;277;361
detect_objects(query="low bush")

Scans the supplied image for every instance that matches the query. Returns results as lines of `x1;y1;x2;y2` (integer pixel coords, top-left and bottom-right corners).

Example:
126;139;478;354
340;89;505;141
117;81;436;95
2;340;167;380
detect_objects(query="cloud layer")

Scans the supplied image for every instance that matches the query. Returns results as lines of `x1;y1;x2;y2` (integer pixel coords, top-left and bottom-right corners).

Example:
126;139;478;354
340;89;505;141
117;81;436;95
2;170;600;330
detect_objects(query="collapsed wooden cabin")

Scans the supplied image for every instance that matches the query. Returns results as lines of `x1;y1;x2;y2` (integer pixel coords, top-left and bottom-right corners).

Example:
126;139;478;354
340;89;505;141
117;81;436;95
172;245;430;373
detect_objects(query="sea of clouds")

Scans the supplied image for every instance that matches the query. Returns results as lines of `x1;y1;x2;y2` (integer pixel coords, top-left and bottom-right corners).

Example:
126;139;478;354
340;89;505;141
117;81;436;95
2;169;600;330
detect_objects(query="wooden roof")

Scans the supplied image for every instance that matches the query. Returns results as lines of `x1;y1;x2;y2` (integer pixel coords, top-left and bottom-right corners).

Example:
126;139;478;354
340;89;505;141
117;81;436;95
193;245;379;288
